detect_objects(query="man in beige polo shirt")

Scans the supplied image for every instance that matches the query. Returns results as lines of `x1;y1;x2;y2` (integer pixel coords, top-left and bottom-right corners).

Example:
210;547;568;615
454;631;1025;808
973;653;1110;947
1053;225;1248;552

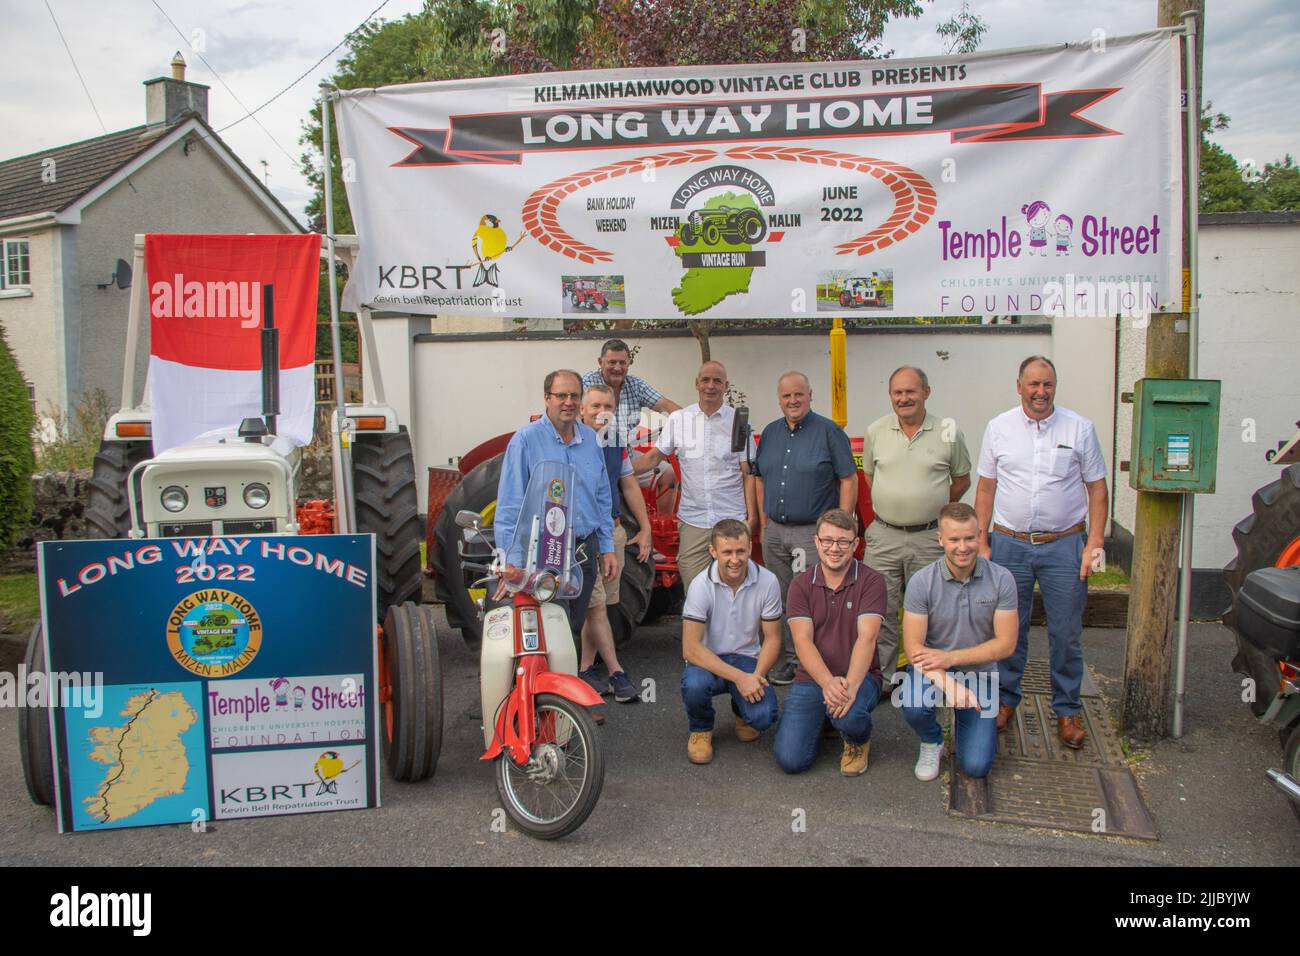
861;366;971;685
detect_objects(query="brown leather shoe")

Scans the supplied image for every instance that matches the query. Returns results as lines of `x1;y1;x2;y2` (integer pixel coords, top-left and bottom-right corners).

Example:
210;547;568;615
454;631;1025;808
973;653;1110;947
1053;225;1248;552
996;704;1016;731
734;717;760;743
687;731;714;764
1058;715;1085;749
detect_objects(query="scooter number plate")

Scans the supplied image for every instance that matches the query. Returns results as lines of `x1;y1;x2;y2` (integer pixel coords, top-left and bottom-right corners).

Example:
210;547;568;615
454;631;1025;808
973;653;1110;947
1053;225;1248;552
522;630;540;652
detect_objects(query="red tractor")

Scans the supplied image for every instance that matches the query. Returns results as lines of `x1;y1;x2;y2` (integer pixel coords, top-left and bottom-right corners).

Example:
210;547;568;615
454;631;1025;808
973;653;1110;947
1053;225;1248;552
427;425;876;649
570;279;608;311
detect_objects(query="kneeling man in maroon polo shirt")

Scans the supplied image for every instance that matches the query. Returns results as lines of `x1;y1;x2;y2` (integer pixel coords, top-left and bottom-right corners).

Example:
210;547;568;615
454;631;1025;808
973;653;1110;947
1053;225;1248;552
773;508;887;776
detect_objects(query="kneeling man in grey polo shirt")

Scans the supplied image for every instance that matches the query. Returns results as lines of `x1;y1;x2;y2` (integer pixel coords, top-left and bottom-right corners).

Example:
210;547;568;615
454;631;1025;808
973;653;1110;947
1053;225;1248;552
898;502;1019;782
680;519;783;765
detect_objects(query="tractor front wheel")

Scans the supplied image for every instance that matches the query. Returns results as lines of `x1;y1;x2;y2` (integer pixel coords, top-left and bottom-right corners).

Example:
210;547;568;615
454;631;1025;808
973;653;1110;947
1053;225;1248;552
380;602;443;782
86;439;153;539
432;453;504;650
609;502;654;648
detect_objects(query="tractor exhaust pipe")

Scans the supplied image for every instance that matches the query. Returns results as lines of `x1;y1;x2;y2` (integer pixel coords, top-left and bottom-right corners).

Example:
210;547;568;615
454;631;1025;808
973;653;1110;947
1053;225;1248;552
260;283;280;437
1267;768;1300;805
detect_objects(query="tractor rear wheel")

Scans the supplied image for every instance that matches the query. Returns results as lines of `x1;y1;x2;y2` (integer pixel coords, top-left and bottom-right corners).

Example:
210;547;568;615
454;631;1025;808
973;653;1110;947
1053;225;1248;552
1224;463;1300;716
380;602;443;782
432;453;504;650
19;623;55;807
86;439;153;539
609;500;654;648
352;428;423;621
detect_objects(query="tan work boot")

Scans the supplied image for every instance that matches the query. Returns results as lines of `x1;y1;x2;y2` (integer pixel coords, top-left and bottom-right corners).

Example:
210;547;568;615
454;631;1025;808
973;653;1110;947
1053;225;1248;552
687;731;714;764
734;717;760;743
840;740;871;776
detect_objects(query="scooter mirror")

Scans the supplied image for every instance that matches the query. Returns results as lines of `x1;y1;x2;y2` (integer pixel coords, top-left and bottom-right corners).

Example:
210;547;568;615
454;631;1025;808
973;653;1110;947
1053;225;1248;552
455;509;482;530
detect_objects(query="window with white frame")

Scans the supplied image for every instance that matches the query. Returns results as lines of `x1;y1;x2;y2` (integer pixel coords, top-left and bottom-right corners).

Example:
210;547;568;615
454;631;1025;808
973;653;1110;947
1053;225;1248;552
2;238;31;289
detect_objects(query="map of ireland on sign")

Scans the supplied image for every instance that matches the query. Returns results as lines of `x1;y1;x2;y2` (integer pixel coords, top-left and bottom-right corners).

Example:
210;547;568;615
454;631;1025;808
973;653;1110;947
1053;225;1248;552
63;682;207;831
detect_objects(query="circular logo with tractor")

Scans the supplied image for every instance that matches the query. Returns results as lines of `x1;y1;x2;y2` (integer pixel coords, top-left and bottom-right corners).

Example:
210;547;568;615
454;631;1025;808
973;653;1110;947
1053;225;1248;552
547;478;566;501
166;592;262;677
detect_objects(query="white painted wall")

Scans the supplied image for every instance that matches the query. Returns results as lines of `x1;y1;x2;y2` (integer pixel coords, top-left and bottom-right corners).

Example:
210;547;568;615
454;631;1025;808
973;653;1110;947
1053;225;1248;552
388;319;1118;517
1114;219;1300;569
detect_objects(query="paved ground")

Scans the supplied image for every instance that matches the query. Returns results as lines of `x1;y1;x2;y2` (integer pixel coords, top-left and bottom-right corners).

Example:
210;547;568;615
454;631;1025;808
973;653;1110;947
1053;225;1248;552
1;613;1297;866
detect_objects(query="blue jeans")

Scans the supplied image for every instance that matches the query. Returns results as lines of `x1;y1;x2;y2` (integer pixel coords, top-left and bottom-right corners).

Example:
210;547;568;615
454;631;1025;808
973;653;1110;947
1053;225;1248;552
991;530;1087;716
773;678;880;774
681;654;779;733
897;666;999;778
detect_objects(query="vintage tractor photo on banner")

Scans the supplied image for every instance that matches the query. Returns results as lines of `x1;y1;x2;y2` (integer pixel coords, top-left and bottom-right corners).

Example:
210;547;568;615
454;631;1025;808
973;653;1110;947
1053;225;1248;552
570;278;608;311
839;274;882;308
18;233;442;812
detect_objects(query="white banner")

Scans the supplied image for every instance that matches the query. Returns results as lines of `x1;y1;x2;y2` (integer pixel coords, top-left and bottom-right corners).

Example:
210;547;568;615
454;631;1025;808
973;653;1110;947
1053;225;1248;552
334;32;1182;319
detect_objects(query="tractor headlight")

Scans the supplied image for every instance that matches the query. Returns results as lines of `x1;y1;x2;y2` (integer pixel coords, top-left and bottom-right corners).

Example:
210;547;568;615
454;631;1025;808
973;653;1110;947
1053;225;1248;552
243;483;270;510
161;486;188;513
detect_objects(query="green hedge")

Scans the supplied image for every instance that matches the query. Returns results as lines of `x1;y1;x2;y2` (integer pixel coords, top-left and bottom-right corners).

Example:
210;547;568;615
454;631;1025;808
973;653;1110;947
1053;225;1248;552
0;325;35;550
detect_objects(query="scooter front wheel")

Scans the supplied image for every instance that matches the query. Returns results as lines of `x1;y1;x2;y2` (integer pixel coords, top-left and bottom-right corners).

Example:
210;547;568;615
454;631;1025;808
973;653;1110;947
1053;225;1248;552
495;693;604;839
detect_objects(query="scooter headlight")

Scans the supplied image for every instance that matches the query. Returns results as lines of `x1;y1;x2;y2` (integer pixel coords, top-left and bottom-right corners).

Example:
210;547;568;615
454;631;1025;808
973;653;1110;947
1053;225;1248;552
532;572;558;603
161;486;188;513
243;482;271;509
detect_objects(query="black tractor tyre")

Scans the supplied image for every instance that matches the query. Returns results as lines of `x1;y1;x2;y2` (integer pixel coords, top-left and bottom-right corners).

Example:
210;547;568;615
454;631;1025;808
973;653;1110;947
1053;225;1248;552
740;211;767;243
1224;463;1300;717
609;498;654;648
381;602;443;782
703;221;722;246
85;439;154;539
432;453;504;651
679;222;697;246
352;428;424;622
19;623;55;807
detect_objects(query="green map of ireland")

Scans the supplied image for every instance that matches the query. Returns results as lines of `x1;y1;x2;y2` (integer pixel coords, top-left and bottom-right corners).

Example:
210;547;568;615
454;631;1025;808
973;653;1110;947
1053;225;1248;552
672;192;761;316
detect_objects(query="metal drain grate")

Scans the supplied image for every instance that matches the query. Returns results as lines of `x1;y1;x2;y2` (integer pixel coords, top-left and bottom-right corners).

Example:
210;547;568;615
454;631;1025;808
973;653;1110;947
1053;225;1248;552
947;661;1158;840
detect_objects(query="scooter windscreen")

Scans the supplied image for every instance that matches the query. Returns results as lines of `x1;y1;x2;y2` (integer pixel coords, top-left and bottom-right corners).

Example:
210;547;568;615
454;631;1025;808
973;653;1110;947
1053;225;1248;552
498;460;583;602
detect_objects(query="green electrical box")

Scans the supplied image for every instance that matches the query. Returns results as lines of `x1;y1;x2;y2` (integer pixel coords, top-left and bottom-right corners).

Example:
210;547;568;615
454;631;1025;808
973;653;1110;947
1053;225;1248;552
1129;378;1221;493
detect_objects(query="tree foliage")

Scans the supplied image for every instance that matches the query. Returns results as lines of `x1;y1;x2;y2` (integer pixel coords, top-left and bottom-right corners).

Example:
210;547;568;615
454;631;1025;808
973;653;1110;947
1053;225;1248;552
1200;102;1299;213
0;324;35;550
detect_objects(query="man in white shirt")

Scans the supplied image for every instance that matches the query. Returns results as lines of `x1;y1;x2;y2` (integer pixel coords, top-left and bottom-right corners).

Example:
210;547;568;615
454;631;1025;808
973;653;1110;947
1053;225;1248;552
974;356;1109;750
633;361;757;591
680;519;783;764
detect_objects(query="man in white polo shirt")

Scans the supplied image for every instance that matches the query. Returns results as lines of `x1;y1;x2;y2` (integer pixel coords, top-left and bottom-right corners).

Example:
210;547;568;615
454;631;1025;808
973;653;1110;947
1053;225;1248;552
974;355;1109;750
634;360;757;591
680;519;783;765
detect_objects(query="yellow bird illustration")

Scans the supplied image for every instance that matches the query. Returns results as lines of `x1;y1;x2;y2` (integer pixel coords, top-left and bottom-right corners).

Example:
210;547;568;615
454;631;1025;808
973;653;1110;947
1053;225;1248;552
470;214;524;287
314;751;345;795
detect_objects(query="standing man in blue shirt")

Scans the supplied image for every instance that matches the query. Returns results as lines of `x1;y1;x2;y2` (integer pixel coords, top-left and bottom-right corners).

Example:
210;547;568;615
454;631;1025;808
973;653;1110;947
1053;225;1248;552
494;369;618;643
753;371;859;684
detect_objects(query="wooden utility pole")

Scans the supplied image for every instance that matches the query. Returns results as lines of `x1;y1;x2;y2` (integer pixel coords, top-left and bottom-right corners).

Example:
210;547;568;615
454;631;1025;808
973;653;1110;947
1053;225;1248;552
1121;0;1203;739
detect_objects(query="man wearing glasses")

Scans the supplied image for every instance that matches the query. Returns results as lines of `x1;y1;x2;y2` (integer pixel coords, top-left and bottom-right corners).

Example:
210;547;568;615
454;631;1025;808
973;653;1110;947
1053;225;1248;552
772;509;886;776
494;369;618;643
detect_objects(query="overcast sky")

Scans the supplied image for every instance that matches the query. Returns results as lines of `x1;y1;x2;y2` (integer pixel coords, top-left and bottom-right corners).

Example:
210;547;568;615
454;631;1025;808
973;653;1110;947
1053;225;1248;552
2;0;1292;226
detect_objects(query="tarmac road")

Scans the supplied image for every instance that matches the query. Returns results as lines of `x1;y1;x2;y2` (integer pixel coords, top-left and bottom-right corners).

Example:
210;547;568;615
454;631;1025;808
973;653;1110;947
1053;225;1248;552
1;614;1297;866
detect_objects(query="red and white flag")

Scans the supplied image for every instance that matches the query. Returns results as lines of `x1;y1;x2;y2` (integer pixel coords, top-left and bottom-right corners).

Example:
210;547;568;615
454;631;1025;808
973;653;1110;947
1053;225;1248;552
146;234;320;453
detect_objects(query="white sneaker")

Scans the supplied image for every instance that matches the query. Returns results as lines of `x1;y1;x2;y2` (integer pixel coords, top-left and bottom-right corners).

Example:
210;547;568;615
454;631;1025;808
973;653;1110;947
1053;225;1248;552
914;742;943;781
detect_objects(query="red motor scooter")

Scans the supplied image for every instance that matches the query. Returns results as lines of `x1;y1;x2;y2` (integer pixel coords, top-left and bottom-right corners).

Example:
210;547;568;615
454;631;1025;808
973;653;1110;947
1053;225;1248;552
456;460;605;839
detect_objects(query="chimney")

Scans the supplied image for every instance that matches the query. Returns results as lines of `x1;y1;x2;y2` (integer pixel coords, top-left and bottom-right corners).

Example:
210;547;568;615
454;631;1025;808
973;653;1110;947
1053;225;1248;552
143;52;210;128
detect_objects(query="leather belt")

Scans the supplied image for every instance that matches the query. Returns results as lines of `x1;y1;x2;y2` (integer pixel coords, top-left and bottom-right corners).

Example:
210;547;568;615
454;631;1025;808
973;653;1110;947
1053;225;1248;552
874;516;939;533
993;522;1086;545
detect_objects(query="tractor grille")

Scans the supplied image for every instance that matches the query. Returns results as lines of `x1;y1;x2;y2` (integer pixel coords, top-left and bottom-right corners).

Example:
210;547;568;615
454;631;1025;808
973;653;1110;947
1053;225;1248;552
222;519;277;534
161;521;214;537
